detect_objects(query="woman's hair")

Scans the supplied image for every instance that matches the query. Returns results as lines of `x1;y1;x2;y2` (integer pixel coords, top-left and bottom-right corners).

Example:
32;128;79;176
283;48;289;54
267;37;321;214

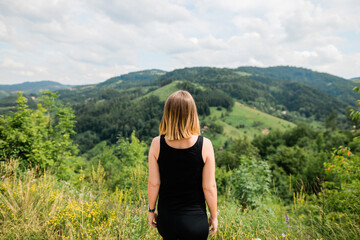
159;90;200;140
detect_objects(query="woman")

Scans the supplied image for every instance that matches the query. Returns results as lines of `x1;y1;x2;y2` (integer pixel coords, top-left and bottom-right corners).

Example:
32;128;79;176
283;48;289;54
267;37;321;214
147;90;218;240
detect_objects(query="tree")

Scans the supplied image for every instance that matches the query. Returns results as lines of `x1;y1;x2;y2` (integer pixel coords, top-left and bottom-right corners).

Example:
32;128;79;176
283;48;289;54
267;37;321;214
325;110;337;131
0;91;78;179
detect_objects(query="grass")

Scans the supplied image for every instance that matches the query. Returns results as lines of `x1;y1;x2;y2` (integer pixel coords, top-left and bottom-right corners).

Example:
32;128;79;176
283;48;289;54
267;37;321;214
2;158;359;240
233;71;252;77
137;80;205;102
203;102;296;148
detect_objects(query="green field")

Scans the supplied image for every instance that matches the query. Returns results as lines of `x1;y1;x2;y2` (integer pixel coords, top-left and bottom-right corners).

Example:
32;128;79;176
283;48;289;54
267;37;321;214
203;102;296;148
138;80;204;102
136;81;182;102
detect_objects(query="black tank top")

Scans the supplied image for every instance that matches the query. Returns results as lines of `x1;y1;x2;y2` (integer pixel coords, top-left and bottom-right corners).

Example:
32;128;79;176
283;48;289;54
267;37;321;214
157;135;206;215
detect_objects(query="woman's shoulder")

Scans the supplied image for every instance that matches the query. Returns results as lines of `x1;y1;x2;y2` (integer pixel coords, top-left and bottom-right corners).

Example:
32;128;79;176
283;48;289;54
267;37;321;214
151;136;161;147
149;136;161;159
201;136;214;164
202;136;213;148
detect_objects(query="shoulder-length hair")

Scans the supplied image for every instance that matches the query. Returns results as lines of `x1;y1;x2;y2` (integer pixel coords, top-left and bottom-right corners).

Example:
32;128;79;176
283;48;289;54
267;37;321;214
159;90;200;140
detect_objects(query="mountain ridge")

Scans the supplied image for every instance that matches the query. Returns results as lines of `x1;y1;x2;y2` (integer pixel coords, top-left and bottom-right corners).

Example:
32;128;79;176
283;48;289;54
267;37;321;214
0;80;75;97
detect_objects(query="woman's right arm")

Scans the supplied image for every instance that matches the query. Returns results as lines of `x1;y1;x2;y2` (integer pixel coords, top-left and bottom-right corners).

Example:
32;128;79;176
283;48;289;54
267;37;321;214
147;136;160;228
202;138;218;235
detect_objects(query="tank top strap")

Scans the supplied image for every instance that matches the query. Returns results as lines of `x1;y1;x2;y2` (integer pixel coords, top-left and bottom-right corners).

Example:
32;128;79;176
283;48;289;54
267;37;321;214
196;135;204;152
160;134;166;148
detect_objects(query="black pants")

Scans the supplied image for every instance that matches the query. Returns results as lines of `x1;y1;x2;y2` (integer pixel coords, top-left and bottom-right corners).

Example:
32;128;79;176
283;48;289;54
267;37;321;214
157;211;209;240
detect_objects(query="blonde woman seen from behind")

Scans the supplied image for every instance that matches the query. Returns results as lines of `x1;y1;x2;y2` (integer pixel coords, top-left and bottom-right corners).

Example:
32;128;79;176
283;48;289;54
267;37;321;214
148;90;218;240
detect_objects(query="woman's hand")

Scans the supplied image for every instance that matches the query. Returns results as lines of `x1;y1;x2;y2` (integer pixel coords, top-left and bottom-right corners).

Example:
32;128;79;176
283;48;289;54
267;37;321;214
148;212;158;228
208;216;218;235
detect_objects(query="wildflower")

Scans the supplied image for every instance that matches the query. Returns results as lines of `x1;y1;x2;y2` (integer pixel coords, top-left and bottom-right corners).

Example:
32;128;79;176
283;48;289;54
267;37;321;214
285;215;289;227
282;233;286;237
1;175;4;179
347;150;351;156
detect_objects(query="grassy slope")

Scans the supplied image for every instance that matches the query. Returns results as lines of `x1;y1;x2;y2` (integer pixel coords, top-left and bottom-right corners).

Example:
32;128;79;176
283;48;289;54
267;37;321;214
138;80;204;102
203;102;296;148
140;82;296;147
147;81;184;102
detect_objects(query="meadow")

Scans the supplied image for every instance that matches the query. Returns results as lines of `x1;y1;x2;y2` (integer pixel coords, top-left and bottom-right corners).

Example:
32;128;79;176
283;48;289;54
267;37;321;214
1;158;356;240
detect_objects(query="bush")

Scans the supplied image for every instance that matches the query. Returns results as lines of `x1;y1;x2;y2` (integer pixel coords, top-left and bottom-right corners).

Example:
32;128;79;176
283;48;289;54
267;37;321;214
230;156;272;207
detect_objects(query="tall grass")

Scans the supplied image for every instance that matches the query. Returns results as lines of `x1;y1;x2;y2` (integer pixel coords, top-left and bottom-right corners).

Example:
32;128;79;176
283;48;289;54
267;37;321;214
1;159;359;239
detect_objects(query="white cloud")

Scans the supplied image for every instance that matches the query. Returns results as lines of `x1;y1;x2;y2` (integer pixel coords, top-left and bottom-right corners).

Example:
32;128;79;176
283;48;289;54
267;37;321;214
1;58;25;68
0;0;359;85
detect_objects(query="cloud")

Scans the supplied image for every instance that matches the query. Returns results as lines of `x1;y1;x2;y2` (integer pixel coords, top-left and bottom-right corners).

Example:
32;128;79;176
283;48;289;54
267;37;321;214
0;0;359;85
1;58;25;68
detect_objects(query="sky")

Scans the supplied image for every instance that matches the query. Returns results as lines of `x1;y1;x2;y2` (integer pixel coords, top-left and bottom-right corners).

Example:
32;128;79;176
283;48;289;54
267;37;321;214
0;0;360;85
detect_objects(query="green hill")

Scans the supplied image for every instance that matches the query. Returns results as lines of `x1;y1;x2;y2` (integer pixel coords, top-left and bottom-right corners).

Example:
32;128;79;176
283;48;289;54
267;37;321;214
139;80;205;102
137;80;184;102
98;69;166;89
0;81;74;98
157;67;349;120
202;102;296;147
0;66;354;151
236;66;358;105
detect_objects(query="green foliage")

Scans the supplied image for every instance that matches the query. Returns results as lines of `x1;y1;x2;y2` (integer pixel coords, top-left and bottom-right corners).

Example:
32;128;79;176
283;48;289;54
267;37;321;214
216;136;260;170
4;158;356;240
321;146;360;221
230;156;272;207
82;131;147;192
0;91;78;179
115;131;147;189
73;94;162;151
267;145;320;200
325;111;338;131
252;129;285;157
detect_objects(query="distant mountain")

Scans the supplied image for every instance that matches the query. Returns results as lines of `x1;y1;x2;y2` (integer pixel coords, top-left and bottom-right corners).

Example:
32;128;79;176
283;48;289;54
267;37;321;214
0;80;75;97
235;66;358;105
55;69;166;104
98;69;166;88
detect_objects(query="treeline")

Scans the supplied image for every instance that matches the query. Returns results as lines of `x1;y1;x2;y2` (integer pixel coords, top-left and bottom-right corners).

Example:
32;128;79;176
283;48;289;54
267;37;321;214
215;123;360;205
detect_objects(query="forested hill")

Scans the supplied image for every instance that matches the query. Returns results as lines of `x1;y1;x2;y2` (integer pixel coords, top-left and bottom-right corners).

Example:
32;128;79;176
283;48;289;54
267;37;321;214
157;67;348;117
0;80;74;98
235;66;357;105
98;69;166;88
0;66;357;152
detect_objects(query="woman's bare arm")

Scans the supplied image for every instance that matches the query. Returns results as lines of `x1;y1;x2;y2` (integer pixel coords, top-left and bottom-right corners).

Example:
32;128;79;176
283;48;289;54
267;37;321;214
202;137;218;235
147;136;160;228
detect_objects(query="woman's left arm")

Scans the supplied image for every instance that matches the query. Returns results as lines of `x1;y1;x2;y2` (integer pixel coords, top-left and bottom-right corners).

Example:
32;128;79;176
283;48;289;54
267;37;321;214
147;137;160;228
